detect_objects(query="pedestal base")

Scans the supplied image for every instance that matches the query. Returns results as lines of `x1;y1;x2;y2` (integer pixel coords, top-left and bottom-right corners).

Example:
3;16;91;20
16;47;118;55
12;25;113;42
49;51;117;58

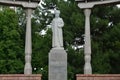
76;74;120;80
0;74;42;80
49;48;67;80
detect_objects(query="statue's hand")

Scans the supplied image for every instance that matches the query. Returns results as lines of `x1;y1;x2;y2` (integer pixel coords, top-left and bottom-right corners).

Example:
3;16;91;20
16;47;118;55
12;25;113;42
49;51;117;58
58;21;64;28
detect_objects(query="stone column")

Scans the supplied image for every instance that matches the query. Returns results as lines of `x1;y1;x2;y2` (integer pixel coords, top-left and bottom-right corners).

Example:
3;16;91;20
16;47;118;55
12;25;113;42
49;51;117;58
84;9;92;74
24;9;32;75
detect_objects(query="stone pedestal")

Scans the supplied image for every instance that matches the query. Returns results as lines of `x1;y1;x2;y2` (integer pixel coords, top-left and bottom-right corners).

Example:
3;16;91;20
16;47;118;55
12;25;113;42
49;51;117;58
49;48;67;80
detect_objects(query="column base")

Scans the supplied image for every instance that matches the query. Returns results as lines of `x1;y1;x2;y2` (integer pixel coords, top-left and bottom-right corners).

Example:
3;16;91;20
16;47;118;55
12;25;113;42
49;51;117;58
76;74;120;80
0;74;42;80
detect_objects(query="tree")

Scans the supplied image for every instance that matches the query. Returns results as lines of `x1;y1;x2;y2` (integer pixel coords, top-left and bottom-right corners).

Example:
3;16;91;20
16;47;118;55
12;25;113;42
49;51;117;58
91;5;120;74
0;1;120;80
0;7;24;74
32;0;120;80
31;2;53;79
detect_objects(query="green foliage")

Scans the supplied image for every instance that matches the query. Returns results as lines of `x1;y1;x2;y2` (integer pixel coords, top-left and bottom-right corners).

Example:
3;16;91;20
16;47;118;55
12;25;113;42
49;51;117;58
0;1;120;80
32;30;52;79
31;1;120;80
67;46;84;80
31;6;53;79
57;0;85;46
0;7;24;74
91;6;120;74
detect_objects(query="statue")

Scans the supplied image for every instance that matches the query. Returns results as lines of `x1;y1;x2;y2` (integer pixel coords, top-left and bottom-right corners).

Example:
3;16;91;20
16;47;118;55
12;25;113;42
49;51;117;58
51;10;64;48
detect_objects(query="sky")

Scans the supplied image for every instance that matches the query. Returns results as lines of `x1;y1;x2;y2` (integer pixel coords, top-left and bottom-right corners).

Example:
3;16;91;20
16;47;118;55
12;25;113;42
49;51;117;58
117;4;120;8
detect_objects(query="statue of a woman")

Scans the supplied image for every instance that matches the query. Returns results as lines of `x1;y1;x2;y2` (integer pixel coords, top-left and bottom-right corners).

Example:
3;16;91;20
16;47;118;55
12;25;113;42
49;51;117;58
51;10;64;48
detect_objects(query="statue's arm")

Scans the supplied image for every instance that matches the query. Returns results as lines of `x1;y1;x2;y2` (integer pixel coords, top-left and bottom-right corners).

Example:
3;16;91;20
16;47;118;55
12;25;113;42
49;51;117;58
51;20;54;31
58;18;64;28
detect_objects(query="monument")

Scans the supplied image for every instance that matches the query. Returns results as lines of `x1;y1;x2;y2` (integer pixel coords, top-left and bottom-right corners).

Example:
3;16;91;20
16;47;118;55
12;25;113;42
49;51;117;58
49;9;67;80
51;10;64;48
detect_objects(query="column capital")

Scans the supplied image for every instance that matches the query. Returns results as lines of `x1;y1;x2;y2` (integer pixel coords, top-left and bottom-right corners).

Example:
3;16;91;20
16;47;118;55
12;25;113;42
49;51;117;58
84;9;91;17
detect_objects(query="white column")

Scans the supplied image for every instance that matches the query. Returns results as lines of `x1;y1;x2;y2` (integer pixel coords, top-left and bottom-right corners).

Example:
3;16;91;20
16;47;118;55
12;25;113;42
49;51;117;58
84;9;92;74
24;9;32;75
